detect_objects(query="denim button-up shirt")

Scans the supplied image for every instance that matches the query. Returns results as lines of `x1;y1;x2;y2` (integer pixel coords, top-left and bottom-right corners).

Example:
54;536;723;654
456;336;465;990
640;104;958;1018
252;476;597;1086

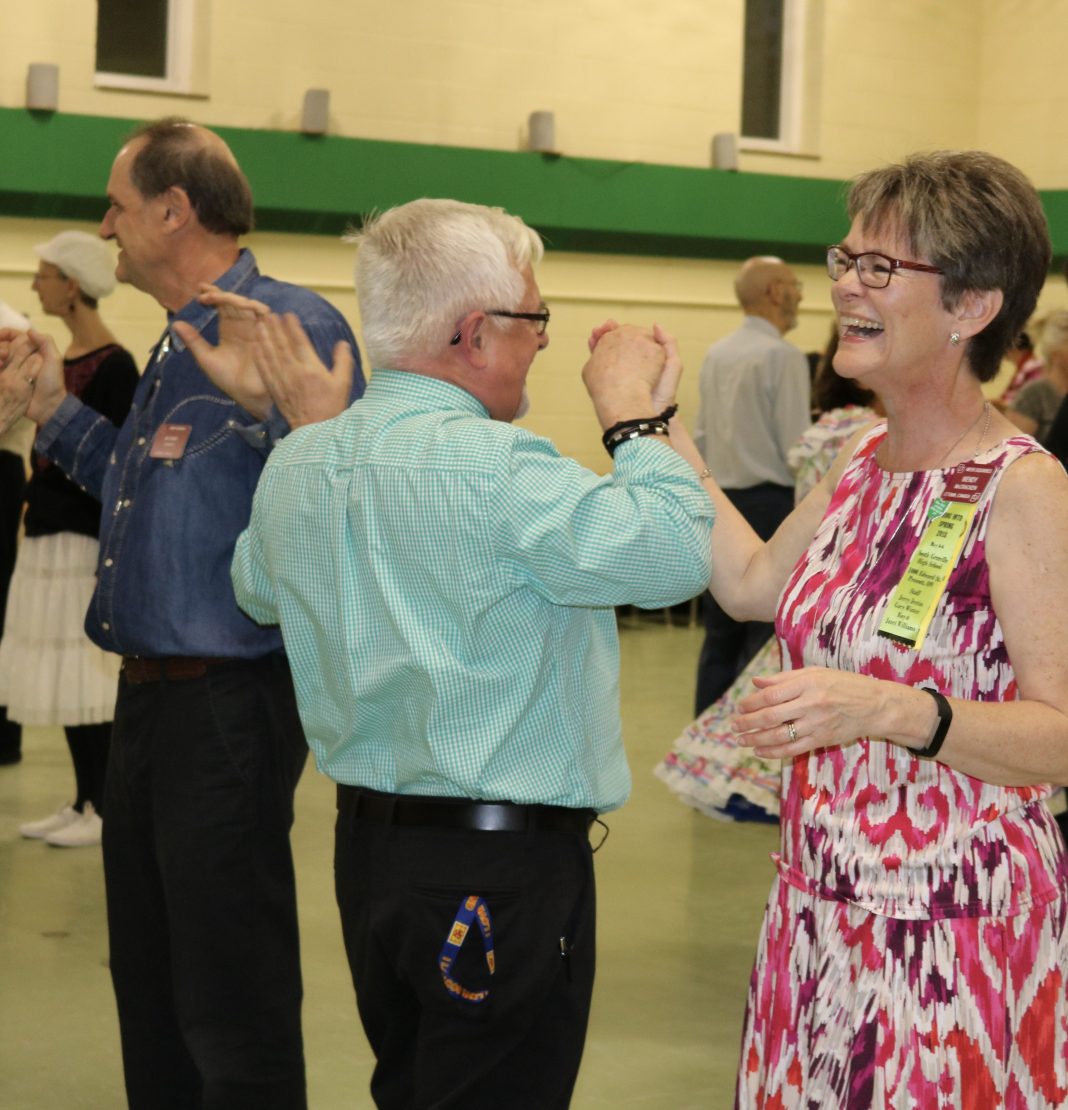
36;249;363;658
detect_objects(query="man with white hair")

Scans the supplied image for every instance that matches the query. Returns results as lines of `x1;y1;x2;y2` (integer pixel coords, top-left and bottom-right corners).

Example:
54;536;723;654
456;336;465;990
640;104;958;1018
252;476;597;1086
692;255;810;713
230;198;715;1108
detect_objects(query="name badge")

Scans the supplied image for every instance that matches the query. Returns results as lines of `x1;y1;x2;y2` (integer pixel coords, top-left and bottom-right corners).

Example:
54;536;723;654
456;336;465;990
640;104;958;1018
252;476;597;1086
149;423;192;460
877;464;995;651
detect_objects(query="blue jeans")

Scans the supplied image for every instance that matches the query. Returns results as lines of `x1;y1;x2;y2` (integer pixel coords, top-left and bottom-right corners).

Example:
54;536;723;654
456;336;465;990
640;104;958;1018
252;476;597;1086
694;482;794;714
103;655;308;1110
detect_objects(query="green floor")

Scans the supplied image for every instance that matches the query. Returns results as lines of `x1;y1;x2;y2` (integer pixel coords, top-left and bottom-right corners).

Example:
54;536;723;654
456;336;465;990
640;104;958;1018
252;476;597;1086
0;617;778;1108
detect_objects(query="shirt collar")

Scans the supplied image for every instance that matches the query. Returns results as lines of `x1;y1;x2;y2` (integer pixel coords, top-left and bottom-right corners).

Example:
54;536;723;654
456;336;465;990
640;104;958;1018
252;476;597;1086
166;248;259;351
742;315;783;339
367;367;491;418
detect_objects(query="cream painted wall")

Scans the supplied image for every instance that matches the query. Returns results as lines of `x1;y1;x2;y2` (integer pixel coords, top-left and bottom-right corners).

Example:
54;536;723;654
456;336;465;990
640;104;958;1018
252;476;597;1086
977;0;1068;187
3;0;744;166
5;1;1066;475
0;215;834;474
6;214;1064;476
7;1;1065;184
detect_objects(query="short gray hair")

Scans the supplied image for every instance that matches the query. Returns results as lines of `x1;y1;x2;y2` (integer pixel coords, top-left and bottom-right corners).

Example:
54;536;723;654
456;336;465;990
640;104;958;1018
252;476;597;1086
349;199;544;367
847;151;1051;383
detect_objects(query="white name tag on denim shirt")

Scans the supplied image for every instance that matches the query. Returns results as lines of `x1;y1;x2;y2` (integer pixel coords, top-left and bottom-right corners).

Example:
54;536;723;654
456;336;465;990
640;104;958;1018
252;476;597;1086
149;423;192;460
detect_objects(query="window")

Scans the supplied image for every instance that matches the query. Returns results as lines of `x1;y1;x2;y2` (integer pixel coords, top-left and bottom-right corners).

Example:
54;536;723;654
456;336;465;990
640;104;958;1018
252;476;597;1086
740;0;815;153
95;0;209;96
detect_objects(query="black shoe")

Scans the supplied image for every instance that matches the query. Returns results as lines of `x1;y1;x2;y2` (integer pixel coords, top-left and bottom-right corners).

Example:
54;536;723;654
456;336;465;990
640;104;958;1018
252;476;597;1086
0;746;22;766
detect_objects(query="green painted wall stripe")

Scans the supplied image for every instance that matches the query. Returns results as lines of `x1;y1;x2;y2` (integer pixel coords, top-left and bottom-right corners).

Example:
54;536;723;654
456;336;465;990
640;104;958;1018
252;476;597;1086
2;108;1066;264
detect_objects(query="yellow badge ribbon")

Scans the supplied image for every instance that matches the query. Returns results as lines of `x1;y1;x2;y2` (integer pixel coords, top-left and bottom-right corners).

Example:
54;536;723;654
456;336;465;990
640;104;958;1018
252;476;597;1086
876;463;995;652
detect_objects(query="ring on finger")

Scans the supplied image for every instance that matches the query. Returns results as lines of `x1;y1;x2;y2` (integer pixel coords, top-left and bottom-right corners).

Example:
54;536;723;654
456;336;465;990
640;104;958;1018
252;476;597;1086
786;720;797;743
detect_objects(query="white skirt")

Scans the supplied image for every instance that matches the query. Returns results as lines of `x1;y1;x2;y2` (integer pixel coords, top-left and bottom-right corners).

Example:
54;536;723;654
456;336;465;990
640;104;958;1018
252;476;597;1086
0;532;119;726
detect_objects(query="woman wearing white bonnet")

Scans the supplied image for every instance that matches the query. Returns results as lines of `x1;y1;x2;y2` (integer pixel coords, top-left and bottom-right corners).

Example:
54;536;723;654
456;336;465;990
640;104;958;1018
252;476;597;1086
0;230;138;847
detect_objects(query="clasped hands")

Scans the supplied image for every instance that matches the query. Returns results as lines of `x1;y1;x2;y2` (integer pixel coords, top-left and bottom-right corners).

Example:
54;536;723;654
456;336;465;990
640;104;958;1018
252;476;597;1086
0;328;66;432
582;321;682;427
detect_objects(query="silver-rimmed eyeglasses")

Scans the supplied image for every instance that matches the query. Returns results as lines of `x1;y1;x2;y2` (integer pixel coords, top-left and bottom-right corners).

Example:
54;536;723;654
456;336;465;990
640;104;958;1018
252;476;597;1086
827;245;943;289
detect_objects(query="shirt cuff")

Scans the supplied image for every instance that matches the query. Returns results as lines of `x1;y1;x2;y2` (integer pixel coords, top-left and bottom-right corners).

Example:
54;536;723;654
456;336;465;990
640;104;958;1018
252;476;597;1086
611;434;699;482
34;393;84;455
234;406;290;454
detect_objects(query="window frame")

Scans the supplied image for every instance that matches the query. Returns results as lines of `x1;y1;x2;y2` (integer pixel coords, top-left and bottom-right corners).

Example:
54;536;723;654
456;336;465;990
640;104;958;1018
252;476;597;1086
94;0;209;97
740;0;810;155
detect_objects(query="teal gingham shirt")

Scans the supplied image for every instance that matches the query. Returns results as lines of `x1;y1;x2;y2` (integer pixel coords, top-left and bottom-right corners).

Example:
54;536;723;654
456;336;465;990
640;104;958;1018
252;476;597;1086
232;370;715;811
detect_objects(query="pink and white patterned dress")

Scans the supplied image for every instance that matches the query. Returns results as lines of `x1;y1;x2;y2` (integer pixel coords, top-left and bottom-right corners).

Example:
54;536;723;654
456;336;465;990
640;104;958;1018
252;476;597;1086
737;426;1068;1109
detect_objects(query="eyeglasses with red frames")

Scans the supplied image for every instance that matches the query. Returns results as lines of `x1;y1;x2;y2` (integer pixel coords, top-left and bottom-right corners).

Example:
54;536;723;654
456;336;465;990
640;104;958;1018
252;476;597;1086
827;245;943;289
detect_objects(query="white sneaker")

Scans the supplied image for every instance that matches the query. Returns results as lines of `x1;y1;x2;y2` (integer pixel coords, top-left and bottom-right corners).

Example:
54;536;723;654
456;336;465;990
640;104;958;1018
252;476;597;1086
19;803;80;840
45;802;102;848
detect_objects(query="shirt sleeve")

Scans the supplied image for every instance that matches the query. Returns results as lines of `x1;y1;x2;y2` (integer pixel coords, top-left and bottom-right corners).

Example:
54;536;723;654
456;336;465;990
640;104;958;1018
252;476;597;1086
231;489;280;627
34;394;121;503
495;433;715;609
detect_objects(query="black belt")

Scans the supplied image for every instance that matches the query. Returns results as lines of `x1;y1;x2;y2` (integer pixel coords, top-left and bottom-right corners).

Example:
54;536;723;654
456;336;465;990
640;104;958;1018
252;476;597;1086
121;656;234;683
338;785;595;835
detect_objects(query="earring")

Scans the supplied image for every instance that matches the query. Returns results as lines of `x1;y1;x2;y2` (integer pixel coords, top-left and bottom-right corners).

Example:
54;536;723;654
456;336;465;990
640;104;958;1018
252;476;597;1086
950;331;960;345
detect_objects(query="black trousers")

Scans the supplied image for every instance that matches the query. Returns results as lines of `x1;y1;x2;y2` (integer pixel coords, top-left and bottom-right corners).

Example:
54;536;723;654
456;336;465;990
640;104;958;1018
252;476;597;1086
694;482;794;714
0;450;26;758
103;656;308;1110
335;790;597;1109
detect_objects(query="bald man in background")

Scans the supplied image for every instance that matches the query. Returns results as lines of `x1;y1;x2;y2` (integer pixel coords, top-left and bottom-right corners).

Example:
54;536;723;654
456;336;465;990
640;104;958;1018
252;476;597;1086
692;256;810;714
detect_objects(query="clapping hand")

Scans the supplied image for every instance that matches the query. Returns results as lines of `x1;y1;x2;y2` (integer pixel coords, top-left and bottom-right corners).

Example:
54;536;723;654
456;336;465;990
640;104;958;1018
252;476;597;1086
173;285;354;428
253;313;355;429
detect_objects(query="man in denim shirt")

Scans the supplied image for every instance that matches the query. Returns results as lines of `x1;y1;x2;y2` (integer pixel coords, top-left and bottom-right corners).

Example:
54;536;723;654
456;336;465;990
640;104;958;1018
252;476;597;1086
4;119;362;1109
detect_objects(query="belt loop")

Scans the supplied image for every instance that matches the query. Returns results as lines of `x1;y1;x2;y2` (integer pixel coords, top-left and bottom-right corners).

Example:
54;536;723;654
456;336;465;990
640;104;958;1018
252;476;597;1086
342;784;362;822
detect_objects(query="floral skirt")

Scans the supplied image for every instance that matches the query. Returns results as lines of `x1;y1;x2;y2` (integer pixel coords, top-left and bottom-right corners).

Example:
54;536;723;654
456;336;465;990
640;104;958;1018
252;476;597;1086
737;874;1068;1109
655;637;782;822
0;532;119;725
